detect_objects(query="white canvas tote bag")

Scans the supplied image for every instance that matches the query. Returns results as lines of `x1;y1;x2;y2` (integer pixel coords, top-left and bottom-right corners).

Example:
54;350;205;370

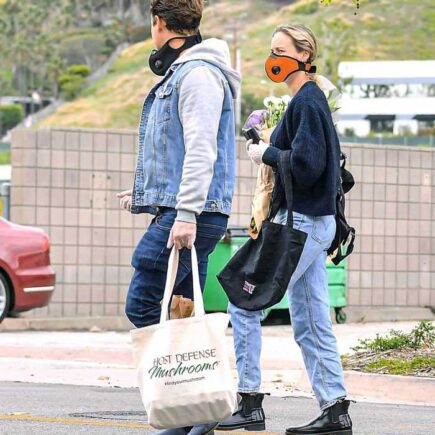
131;246;237;429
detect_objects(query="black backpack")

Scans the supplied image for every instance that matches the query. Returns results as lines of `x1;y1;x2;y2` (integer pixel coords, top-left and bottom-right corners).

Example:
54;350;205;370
327;152;356;265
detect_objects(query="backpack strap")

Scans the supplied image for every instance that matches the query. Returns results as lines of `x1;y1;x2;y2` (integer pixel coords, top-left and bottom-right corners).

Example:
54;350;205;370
331;226;356;266
340;153;355;194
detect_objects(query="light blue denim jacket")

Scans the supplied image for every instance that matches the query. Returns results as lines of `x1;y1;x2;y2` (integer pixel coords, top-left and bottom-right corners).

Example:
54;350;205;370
131;40;240;220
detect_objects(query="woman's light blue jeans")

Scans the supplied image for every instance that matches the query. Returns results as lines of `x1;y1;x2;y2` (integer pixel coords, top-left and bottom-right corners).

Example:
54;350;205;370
228;209;347;410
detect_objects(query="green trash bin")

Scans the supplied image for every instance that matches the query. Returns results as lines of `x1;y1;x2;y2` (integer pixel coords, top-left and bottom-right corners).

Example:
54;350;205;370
203;227;348;323
203;228;249;312
326;258;348;324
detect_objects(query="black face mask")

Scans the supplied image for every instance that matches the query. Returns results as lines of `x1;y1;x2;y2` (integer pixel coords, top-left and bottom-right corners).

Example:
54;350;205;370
149;33;202;76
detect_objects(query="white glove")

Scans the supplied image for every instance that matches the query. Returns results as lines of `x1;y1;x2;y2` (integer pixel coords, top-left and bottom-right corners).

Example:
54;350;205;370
246;139;269;165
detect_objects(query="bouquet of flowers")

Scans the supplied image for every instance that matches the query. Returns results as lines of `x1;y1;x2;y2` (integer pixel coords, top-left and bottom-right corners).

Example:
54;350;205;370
317;75;342;123
244;95;291;133
244;97;289;238
245;78;340;135
245;76;342;238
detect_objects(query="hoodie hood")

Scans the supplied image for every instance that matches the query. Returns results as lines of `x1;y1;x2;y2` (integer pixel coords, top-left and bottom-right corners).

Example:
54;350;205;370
173;38;241;98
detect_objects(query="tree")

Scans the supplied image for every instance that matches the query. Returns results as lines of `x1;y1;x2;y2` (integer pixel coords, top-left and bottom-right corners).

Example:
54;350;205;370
45;56;67;98
316;18;357;85
0;0;149;100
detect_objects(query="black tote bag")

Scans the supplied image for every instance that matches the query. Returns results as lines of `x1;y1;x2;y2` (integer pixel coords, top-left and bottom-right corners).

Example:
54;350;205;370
217;151;307;311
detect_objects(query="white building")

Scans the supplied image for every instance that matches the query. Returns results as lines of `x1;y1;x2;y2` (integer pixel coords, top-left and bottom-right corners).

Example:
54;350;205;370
336;60;435;136
0;165;11;183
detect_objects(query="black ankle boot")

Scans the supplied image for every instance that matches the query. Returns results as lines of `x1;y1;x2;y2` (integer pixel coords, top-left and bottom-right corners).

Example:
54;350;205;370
285;399;353;435
217;393;266;431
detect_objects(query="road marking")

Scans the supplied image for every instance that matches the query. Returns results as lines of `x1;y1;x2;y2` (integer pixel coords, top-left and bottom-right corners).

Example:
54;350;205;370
0;414;279;434
219;430;278;435
0;414;151;429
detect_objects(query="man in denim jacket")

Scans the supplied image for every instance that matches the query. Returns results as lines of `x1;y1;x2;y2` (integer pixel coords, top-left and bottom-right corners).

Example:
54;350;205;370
117;0;240;339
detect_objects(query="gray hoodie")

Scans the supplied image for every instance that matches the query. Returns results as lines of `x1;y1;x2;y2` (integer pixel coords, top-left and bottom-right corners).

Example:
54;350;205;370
171;38;241;224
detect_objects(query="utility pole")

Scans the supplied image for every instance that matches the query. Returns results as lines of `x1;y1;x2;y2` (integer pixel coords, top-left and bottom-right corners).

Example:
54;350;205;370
226;23;243;133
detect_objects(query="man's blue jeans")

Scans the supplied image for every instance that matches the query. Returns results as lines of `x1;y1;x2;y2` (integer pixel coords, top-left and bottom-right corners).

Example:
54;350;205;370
228;209;347;410
126;208;228;328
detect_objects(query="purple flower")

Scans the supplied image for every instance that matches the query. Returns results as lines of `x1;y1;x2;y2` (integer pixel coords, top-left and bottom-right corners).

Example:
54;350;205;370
243;109;268;131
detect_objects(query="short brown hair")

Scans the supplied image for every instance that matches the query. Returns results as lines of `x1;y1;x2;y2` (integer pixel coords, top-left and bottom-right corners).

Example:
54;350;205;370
150;0;204;35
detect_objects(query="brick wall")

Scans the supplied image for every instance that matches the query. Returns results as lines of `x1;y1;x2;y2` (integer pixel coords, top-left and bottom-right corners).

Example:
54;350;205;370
342;144;434;309
9;128;435;318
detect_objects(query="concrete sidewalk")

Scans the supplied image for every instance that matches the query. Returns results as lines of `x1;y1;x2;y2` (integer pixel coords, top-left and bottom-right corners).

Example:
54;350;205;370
0;321;434;407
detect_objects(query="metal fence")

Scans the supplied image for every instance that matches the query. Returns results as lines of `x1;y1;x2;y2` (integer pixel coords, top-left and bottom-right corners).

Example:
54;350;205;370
339;136;435;148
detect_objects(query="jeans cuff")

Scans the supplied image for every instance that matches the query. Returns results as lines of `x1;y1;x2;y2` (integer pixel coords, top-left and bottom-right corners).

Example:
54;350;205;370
238;387;260;394
320;396;347;411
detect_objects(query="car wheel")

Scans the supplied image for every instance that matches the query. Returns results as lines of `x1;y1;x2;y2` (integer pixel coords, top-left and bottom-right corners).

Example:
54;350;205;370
0;273;11;324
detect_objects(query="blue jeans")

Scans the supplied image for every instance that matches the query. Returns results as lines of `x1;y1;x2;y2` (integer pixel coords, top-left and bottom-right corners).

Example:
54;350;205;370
126;208;228;328
228;209;347;410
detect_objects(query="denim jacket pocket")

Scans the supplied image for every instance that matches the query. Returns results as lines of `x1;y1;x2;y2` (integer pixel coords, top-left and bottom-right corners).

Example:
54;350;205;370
155;86;173;124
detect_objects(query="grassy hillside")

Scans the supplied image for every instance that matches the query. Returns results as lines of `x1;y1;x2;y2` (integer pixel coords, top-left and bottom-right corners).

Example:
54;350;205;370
40;0;435;129
40;39;157;129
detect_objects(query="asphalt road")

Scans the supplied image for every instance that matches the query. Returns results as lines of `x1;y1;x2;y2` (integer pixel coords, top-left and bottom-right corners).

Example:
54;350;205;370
0;382;434;435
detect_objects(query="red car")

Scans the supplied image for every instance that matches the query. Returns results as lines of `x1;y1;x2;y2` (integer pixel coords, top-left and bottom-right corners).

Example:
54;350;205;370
0;217;55;323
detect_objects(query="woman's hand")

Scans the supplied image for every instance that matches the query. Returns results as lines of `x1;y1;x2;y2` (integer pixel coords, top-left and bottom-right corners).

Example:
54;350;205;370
246;139;269;165
116;189;132;212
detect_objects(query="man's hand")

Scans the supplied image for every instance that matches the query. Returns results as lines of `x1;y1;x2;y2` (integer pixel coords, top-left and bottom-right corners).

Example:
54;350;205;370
167;221;197;250
116;189;132;211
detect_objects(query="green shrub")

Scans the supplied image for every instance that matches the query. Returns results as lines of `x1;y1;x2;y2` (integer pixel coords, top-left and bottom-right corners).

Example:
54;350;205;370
0;104;25;135
59;65;92;100
0;150;11;164
66;65;92;78
352;321;435;352
59;75;85;100
365;356;435;375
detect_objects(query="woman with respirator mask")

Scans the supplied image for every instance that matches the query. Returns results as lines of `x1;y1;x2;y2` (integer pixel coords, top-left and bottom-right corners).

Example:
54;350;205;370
218;24;353;435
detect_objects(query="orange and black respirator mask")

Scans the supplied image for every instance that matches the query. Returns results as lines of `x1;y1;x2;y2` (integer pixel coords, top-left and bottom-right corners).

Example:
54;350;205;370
265;52;317;83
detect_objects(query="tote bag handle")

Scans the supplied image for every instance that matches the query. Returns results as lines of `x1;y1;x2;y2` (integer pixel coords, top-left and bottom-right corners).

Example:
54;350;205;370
159;246;205;324
268;150;294;227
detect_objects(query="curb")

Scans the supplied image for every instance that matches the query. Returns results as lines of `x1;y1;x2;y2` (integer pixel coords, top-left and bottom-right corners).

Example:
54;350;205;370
0;316;133;332
2;309;434;332
296;369;435;406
